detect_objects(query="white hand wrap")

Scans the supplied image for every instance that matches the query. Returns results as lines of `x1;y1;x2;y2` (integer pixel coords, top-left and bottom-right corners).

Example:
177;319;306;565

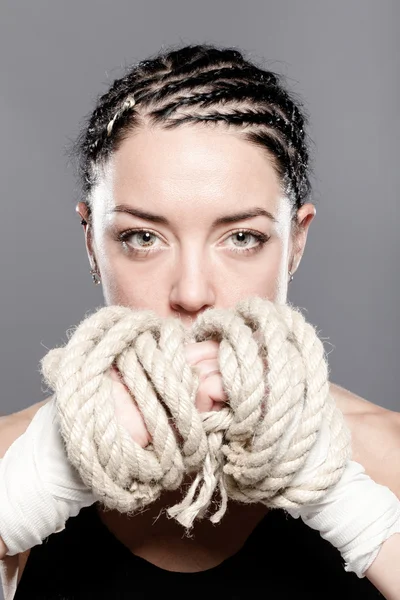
287;419;400;577
0;399;95;556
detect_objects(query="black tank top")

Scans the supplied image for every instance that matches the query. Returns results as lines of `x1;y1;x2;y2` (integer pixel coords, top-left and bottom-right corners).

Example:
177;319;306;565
14;504;383;599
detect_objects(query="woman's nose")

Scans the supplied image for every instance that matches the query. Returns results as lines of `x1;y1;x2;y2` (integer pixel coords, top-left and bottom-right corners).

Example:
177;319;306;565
169;258;215;318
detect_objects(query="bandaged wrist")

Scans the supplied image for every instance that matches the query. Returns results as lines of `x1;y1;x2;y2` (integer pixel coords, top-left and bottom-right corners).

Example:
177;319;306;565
0;400;95;556
288;460;400;578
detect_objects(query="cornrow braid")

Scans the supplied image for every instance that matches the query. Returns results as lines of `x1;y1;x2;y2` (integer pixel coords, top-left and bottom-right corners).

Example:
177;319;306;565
72;43;312;218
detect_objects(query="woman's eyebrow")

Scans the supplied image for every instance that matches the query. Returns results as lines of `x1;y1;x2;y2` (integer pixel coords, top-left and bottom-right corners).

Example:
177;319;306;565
213;208;278;225
110;205;169;224
110;205;278;226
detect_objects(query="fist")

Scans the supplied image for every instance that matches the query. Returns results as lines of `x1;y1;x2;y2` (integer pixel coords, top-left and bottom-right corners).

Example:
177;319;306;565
108;340;227;448
183;340;227;412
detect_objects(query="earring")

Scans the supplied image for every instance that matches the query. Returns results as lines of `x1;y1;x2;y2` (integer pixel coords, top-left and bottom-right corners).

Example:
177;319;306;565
90;267;101;285
289;270;294;283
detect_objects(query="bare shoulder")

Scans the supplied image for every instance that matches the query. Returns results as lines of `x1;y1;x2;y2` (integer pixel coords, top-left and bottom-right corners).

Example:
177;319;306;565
330;382;400;497
328;381;391;416
0;399;50;459
4;398;48;421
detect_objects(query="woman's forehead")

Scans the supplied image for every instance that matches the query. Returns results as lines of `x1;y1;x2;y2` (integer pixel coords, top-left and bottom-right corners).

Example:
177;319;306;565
96;126;284;216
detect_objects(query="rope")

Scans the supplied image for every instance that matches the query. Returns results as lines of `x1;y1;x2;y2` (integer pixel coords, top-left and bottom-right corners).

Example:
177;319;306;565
40;297;351;529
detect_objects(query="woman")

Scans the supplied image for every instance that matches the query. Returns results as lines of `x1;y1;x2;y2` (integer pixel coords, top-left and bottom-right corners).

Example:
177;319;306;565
0;43;399;599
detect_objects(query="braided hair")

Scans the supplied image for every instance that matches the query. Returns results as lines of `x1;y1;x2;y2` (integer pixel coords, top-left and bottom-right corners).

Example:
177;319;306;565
73;43;313;225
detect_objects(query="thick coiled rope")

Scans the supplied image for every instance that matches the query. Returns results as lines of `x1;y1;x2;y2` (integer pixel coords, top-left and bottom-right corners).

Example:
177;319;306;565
40;296;351;529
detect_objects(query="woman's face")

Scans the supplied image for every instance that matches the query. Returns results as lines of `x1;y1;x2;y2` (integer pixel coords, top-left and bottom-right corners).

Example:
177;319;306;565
77;126;315;327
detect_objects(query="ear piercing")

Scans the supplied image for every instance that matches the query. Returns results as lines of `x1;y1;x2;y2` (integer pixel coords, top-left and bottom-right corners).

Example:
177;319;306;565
90;267;101;285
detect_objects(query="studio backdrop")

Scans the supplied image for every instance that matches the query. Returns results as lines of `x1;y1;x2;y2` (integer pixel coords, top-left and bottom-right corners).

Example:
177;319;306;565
1;1;398;425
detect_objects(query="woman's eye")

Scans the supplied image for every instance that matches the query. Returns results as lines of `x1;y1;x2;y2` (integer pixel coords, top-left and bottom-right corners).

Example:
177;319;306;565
223;230;270;254
129;231;158;247
229;232;256;247
118;229;162;253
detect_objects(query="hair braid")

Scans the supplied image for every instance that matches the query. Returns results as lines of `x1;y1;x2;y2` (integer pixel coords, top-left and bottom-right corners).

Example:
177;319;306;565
71;43;312;218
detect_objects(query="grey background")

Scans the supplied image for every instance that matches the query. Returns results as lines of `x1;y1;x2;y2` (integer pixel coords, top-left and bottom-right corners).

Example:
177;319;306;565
0;2;398;596
1;0;399;423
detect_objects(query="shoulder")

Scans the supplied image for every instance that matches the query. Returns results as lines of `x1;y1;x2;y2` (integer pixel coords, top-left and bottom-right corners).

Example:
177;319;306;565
351;410;400;498
330;382;400;498
0;399;49;459
328;381;390;416
6;399;48;422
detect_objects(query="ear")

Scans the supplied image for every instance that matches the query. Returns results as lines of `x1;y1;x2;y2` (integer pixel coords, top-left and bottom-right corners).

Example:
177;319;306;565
289;203;316;274
76;202;97;270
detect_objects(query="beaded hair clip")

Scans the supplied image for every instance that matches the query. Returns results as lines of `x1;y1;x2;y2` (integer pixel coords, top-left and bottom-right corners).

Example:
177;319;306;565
106;94;136;137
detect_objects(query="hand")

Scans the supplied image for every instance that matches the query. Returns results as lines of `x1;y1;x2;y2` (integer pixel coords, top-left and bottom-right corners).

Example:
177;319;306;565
109;340;228;448
285;415;400;580
183;340;228;412
0;398;96;555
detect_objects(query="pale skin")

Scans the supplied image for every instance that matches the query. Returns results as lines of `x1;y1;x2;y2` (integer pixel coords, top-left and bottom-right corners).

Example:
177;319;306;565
1;124;400;598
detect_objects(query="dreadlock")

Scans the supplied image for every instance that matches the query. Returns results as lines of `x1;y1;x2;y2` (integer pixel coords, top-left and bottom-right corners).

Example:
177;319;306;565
72;43;312;223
